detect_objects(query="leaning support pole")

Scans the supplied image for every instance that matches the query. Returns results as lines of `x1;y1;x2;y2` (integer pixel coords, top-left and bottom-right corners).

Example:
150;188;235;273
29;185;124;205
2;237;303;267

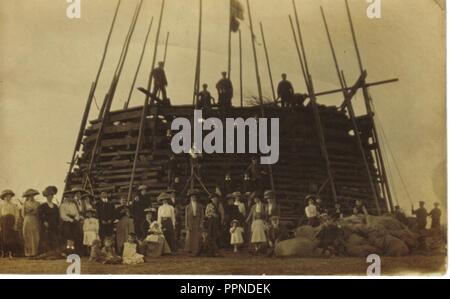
259;22;276;101
163;31;170;64
246;0;275;192
84;1;143;188
292;0;338;203
239;29;243;107
125;17;154;109
64;0;121;192
192;0;203;107
228;0;232;77
127;0;166;203
321;6;381;215
345;0;393;212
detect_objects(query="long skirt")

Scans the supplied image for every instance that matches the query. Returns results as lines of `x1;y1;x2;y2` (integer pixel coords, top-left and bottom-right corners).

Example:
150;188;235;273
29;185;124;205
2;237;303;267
205;217;221;255
161;218;175;251
140;235;171;260
187;216;202;255
23;215;40;257
116;217;134;254
1;215;18;253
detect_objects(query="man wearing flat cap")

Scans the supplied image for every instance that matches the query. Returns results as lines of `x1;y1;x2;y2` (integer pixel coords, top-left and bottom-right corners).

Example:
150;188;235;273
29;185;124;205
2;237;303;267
412;201;428;231
131;185;151;240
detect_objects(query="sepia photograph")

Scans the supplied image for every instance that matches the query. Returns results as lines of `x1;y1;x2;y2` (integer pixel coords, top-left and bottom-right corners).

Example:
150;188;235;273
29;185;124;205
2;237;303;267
0;0;447;277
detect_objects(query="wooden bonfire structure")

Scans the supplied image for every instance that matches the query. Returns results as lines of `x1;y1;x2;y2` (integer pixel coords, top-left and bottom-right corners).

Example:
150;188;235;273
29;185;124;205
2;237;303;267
64;0;399;227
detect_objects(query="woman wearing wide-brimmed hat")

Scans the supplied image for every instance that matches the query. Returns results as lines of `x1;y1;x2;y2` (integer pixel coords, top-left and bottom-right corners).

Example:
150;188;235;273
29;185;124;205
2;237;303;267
22;189;41;257
39;186;60;256
156;192;176;251
184;189;204;256
0;189;20;258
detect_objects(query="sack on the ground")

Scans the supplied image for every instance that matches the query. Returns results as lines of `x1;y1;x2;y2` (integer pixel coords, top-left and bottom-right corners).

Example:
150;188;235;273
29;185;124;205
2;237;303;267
345;244;380;257
367;215;406;231
384;234;410;257
294;226;321;241
274;237;320;257
346;233;367;246
389;229;418;249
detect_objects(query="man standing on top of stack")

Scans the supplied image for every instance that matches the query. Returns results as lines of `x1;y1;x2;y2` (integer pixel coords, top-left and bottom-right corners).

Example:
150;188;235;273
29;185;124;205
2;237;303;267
197;83;215;111
216;71;233;111
412;201;428;231
151;61;168;101
277;73;294;108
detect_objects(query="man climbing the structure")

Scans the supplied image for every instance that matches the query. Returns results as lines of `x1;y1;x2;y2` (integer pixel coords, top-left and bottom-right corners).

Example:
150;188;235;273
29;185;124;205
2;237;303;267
277;73;294;108
151;61;168;101
216;71;233;111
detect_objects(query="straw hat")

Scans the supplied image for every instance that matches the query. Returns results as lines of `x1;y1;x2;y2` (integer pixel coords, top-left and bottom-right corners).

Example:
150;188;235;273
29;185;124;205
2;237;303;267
264;190;275;199
138;185;148;191
187;189;200;197
0;189;15;199
230;219;240;226
64;186;87;196
231;191;242;198
144;207;156;214
22;189;39;198
42;186;58;197
157;192;171;202
305;194;317;201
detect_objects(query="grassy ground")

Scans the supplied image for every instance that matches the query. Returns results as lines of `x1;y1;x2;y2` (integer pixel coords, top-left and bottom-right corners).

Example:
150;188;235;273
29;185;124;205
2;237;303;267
0;253;446;276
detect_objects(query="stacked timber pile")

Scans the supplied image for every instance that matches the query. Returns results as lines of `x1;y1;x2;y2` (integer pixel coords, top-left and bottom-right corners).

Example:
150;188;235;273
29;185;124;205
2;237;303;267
67;103;386;227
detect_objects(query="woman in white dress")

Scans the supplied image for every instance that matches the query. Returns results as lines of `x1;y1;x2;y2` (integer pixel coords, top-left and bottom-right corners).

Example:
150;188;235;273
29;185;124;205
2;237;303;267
229;219;244;253
250;213;267;254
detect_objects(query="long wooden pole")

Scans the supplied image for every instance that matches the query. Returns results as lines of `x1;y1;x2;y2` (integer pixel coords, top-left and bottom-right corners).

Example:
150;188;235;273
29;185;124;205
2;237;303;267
84;1;143;187
127;0;166;203
228;0;232;77
64;0;121;191
124;17;154;109
288;15;308;91
239;29;243;107
192;0;203;107
345;0;393;212
246;0;275;192
259;22;276;101
163;31;170;64
321;6;381;214
292;0;338;203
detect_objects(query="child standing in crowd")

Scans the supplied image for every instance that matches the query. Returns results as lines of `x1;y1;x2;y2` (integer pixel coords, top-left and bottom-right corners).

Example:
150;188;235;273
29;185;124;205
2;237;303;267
229;220;244;253
83;209;99;254
101;237;121;264
251;213;267;254
122;233;144;265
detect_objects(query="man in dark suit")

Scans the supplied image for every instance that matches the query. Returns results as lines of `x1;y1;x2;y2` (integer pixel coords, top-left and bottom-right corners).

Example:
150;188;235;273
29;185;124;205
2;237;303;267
96;191;116;240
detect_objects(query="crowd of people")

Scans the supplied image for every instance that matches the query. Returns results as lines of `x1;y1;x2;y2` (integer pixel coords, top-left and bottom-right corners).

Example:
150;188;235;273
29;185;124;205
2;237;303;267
0;185;442;262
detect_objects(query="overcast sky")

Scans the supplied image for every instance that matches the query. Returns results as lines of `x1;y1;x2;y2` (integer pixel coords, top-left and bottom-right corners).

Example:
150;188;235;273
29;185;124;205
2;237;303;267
0;0;445;213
